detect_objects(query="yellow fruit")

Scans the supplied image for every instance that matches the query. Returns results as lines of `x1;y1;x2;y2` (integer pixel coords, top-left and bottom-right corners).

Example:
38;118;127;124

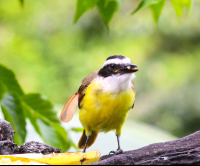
2;150;101;165
36;150;101;165
0;156;48;165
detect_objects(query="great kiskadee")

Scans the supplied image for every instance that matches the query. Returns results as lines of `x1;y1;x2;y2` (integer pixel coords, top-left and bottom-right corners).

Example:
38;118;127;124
59;55;138;155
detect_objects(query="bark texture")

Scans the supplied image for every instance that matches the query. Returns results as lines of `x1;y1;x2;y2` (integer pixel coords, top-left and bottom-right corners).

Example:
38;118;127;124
0;119;61;155
0;141;20;155
93;131;200;165
0;119;15;142
19;141;61;154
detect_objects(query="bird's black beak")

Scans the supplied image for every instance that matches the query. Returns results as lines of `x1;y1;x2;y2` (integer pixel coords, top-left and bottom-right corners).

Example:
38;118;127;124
127;64;139;72
115;64;139;73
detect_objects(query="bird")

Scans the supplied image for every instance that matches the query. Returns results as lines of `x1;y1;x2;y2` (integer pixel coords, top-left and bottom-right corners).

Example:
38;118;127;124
59;55;138;155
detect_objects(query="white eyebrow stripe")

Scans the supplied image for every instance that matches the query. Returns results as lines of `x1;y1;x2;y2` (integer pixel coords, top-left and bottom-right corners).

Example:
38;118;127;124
103;58;132;67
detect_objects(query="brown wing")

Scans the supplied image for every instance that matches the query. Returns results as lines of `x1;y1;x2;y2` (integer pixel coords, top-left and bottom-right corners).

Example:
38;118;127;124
82;71;98;87
78;71;98;108
131;81;136;109
59;71;98;123
59;93;79;123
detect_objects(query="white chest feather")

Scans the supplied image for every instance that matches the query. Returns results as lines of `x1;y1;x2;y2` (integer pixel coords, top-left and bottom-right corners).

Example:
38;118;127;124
94;73;136;93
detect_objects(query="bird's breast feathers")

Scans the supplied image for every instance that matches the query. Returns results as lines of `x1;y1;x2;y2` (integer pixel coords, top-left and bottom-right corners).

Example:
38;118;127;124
79;74;135;132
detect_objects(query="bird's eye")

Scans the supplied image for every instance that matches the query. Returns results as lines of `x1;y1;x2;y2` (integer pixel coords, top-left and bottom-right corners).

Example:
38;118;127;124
110;64;115;68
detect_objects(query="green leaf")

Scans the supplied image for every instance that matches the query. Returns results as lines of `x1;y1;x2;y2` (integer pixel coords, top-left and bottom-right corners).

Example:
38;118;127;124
0;64;25;145
0;64;70;150
132;0;161;14
171;0;192;18
51;123;71;151
71;127;84;132
18;0;24;7
1;92;26;145
0;64;24;96
36;120;60;147
96;0;119;28
22;102;42;136
36;119;70;151
0;81;6;101
74;0;97;23
150;0;165;22
23;93;70;151
23;93;59;123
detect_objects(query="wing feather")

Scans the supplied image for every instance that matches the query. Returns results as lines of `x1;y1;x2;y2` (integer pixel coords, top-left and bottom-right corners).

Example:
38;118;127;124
59;93;79;123
78;71;98;108
59;71;98;122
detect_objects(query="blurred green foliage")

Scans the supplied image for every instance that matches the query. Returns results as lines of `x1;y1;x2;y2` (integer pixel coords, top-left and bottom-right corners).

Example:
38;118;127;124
0;0;200;150
74;0;192;26
0;64;72;151
19;0;24;6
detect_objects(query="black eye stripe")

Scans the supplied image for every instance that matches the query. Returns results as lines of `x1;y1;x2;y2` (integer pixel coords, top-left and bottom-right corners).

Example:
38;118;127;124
106;64;129;69
98;63;131;77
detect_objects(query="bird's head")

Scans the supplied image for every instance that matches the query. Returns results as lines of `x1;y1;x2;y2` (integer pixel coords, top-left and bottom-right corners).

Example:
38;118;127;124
98;55;139;78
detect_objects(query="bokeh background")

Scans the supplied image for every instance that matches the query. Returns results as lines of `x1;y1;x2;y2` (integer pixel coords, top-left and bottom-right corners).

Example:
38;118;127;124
0;0;200;154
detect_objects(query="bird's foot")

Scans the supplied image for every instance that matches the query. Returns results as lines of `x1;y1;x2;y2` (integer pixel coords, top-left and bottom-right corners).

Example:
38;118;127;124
109;148;124;155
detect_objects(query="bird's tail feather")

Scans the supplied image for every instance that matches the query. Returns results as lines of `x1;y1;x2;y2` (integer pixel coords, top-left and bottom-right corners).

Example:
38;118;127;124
78;130;98;149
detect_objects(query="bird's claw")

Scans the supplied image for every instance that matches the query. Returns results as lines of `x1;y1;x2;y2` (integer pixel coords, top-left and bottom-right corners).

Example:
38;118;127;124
109;149;124;155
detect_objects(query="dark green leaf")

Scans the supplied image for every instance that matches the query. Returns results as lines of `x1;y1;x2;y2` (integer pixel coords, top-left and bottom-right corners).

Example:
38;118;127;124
0;65;70;150
1;92;26;145
22;102;42;136
150;0;165;22
51;123;70;151
23;93;70;151
23;93;59;123
131;0;161;14
74;0;97;23
71;127;84;132
0;64;24;96
37;119;60;147
37;119;70;151
0;81;6;101
96;0;119;28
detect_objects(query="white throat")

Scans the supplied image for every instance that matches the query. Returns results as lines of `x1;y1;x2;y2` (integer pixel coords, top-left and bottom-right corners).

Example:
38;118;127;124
95;73;136;93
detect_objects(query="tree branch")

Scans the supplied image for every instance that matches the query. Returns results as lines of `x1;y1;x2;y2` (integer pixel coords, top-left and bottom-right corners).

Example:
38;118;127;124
92;131;200;165
1;119;200;164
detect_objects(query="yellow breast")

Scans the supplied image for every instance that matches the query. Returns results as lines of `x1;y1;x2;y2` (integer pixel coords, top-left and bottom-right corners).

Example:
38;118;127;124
79;82;135;136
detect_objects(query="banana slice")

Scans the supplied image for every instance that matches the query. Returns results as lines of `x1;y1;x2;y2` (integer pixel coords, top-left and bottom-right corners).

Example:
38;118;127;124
0;156;48;165
36;150;101;165
3;150;101;165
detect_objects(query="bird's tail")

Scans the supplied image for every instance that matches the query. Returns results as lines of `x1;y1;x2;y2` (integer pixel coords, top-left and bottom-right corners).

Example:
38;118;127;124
78;130;98;149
